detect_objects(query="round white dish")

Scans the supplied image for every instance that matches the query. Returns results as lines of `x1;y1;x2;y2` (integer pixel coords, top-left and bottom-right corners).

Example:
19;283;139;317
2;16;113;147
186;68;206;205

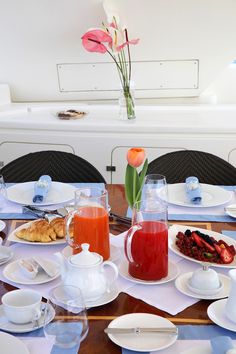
175;272;230;300
180;342;212;354
168;183;232;208
0;220;6;232
6;181;77;206
225;204;236;219
3;259;60;285
8;220;66;245
0;302;54;333
107;313;177;352
62;244;121;263
118;260;179;285
207;298;236;332
85;286;119;308
0;332;29;354
0;246;14;265
169;224;236;268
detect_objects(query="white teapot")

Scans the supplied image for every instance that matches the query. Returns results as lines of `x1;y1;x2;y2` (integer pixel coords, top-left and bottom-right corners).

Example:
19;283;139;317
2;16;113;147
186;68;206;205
55;243;118;302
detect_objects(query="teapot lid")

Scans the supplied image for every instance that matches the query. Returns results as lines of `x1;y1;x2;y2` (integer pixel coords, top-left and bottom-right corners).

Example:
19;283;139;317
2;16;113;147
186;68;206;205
69;243;102;266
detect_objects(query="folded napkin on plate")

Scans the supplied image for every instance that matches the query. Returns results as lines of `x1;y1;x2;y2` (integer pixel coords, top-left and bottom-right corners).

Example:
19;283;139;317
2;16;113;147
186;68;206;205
211;336;236;354
185;176;202;204
33;175;52;203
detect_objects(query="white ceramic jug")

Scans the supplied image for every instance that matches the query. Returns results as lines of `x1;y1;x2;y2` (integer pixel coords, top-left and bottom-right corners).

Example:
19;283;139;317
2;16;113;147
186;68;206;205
225;269;236;323
55;243;118;302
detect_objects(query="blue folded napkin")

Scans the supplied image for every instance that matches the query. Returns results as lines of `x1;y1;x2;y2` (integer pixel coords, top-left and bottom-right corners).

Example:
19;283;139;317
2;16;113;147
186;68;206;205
210;336;235;354
33;175;52;203
185;176;202;204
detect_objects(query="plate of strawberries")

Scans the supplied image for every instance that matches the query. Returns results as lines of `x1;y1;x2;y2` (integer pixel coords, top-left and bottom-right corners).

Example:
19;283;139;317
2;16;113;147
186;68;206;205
169;224;236;268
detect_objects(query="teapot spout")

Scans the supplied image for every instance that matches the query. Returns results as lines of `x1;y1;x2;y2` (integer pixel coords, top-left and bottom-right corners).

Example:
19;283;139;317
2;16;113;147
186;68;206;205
54;252;67;280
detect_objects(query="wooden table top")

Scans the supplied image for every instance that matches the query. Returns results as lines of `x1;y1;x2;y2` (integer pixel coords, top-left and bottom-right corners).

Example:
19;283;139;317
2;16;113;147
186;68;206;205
1;184;236;354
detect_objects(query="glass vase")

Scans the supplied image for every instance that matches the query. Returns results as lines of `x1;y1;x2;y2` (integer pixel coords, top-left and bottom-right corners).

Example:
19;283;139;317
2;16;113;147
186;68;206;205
119;85;136;120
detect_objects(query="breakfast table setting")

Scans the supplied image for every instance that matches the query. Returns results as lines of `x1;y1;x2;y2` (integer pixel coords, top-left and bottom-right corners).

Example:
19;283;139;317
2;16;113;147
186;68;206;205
0;166;236;354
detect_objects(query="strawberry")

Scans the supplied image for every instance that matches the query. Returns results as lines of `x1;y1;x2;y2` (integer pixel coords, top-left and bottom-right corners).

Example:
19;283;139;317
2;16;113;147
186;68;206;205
220;248;234;264
192;232;215;252
214;243;222;255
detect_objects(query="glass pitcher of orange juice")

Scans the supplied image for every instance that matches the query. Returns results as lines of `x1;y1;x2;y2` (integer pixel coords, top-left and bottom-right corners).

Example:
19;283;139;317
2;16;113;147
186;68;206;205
65;188;110;260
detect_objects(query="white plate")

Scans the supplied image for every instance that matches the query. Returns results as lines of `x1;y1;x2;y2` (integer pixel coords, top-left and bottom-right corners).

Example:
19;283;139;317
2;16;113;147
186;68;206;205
207;298;236;332
6;181;77;206
0;246;14;265
8;220;66;245
107;313;177;352
169;224;236;268
62;244;121;263
0;220;6;232
85;286;119;308
180;343;212;354
168;183;232;208
0;302;54;333
0;332;29;354
225;204;236;218
175;272;230;300
3;259;60;285
118;260;179;285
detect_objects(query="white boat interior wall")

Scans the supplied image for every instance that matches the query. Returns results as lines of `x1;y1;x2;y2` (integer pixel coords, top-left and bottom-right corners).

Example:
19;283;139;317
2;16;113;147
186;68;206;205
0;0;236;182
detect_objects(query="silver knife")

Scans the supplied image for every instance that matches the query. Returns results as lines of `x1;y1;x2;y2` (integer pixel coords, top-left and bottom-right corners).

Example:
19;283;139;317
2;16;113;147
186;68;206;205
104;327;178;334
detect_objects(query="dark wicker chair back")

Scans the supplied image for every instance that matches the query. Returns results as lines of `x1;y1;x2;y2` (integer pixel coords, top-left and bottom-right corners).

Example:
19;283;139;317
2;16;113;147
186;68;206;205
1;150;106;183
147;150;236;185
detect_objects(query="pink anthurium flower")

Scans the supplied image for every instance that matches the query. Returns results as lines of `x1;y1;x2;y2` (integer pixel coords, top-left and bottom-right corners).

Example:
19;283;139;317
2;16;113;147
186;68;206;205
81;29;112;53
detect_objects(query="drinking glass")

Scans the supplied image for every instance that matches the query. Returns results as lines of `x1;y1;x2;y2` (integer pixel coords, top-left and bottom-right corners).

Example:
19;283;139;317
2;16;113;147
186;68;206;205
43;285;89;350
65;188;110;260
143;174;168;205
0;175;7;210
125;199;168;281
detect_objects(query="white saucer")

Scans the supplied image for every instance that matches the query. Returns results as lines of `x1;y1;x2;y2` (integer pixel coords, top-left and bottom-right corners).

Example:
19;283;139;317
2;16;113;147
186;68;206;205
118;260;179;285
0;246;14;265
0;332;29;354
107;313;177;352
0;220;6;232
0;302;54;333
62;244;121;263
225;204;236;218
207;298;236;332
85;286;119;308
175;272;230;300
3;259;60;285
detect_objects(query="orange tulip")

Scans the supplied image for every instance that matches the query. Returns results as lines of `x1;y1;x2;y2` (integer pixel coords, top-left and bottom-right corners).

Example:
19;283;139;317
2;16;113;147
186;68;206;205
127;148;145;168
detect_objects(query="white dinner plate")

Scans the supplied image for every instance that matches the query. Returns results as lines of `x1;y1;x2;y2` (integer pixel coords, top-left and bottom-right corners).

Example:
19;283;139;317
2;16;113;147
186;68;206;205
8;220;66;245
85;286;119;308
0;332;29;354
225;204;236;219
175;272;230;300
3;259;60;285
0;302;54;333
168;183;232;207
0;220;6;232
207;298;236;332
169;224;236;268
118;260;179;285
6;181;77;206
62;244;121;263
107;313;177;352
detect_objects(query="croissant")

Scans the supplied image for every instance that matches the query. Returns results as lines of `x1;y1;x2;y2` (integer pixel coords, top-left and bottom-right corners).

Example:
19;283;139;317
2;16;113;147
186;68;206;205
16;219;57;243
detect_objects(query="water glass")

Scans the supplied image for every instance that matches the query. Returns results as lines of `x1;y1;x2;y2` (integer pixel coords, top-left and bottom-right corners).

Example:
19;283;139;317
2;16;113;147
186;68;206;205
144;174;168;205
43;285;89;350
0;175;7;209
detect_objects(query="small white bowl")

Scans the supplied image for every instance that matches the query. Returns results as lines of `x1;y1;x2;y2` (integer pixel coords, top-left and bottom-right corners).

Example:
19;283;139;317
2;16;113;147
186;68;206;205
187;266;223;295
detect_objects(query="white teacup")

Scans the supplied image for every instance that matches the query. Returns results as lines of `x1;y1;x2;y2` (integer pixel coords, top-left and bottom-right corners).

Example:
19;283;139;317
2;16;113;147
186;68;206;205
2;289;42;324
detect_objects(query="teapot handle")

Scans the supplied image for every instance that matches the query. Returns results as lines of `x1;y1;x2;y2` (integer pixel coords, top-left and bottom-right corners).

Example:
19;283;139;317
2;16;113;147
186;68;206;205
124;224;142;263
101;261;118;289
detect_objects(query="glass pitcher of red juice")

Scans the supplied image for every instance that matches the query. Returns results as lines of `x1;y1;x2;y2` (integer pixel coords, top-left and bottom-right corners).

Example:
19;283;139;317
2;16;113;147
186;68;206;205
65;188;110;260
125;199;168;281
